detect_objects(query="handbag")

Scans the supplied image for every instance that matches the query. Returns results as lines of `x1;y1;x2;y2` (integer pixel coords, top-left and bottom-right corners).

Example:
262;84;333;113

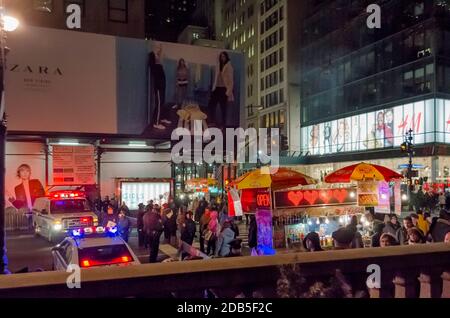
204;229;213;241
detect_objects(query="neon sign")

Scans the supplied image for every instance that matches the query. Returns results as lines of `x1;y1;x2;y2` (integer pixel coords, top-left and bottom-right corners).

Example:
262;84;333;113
275;188;356;209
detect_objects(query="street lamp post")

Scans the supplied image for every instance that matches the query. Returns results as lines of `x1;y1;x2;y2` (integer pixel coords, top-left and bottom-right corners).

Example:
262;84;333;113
401;129;415;209
0;3;19;274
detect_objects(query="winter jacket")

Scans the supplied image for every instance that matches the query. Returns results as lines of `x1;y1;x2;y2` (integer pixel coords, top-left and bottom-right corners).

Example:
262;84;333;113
143;211;164;235
137;209;146;230
163;211;177;237
430;218;450;242
117;217;131;238
383;222;402;244
417;214;430;236
208;212;221;238
215;228;236;257
248;219;258;249
181;219;197;245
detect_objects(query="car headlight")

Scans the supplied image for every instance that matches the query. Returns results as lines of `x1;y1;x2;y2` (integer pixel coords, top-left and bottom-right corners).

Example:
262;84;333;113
53;222;62;231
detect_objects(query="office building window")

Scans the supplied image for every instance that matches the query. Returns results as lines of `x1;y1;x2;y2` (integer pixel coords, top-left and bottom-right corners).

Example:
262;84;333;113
108;0;128;23
64;0;85;16
33;0;52;12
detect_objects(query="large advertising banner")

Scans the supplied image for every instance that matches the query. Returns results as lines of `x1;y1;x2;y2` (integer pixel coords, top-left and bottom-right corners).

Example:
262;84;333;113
5;142;46;212
144;41;244;139
6;26;118;134
120;182;171;210
302;98;436;155
52;145;96;185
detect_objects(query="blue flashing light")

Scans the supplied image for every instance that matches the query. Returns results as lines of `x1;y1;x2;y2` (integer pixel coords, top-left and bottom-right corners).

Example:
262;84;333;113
108;227;118;234
72;229;82;237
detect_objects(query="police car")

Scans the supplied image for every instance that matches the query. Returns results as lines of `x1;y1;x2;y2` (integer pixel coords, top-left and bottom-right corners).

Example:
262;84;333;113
51;226;140;271
33;191;98;243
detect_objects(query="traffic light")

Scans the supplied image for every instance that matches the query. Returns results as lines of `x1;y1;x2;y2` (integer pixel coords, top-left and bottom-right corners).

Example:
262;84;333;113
400;142;408;153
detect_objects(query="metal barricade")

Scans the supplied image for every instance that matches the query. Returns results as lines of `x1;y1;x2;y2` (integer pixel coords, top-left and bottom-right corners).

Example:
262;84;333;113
4;207;30;232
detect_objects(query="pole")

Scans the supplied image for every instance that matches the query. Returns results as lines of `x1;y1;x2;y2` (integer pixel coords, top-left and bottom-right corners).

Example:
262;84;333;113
0;3;8;274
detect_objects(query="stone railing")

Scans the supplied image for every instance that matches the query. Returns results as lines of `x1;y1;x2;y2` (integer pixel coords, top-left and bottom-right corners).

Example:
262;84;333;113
0;243;448;298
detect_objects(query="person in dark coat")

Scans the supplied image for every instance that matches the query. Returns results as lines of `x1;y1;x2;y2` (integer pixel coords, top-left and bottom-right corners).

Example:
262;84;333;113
143;206;164;263
102;205;117;227
137;203;146;248
180;211;196;246
371;222;385;248
347;215;364;248
383;215;403;244
229;218;239;238
163;208;177;246
430;209;450;242
117;210;131;243
248;215;257;251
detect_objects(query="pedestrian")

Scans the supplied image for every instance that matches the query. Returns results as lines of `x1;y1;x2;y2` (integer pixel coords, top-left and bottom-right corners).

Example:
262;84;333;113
102;205;117;227
229;217;239;238
137;203;146;248
176;208;186;245
117;210;131;243
199;209;211;253
102;196;110;213
410;213;419;228
416;210;430;236
206;211;220;255
445;232;450;243
303;232;324;252
120;201;130;216
180;211;196;246
379;233;399;247
228;239;243;257
248;215;257;254
195;198;207;223
347;215;364;249
407;227;425;245
371;222;385;248
400;216;414;245
219;203;228;226
163;208;177;246
430;209;450;242
332;227;356;250
439;192;446;209
143;206;164;263
383;214;402;244
215;221;235;257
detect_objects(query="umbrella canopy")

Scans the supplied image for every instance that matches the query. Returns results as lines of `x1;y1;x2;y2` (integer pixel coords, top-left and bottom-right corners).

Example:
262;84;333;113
233;167;317;190
324;163;403;183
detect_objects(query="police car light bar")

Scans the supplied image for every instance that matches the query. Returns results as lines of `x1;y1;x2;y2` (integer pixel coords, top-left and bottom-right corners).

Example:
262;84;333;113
72;226;118;238
50;191;84;199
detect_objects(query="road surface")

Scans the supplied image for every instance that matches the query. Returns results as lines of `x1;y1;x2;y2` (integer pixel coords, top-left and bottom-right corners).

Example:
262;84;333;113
5;223;250;273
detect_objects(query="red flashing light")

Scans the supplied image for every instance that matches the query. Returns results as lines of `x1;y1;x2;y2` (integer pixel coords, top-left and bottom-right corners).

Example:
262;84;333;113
121;256;130;263
81;218;89;223
81;260;91;268
49;190;85;199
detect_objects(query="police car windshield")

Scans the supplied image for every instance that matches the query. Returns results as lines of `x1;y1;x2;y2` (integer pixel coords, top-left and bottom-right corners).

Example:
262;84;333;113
78;245;133;266
50;199;89;214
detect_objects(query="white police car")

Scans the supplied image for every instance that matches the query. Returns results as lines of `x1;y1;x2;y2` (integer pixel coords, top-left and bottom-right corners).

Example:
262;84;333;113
33;191;98;243
51;226;140;271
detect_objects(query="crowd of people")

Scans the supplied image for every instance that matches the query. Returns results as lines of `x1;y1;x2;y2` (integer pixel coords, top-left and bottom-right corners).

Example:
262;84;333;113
134;197;247;263
301;208;450;253
92;192;450;263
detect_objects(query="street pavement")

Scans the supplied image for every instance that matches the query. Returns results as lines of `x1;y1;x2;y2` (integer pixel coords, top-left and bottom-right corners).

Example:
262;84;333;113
5;222;250;273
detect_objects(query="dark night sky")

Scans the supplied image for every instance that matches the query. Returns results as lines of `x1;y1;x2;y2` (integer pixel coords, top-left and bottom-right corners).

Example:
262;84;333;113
146;0;198;41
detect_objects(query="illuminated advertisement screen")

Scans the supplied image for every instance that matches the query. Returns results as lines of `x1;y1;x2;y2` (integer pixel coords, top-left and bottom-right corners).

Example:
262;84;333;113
302;98;448;155
121;182;171;210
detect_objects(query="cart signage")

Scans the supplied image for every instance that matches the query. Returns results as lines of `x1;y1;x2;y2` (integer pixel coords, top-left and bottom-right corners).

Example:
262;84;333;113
274;188;357;209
